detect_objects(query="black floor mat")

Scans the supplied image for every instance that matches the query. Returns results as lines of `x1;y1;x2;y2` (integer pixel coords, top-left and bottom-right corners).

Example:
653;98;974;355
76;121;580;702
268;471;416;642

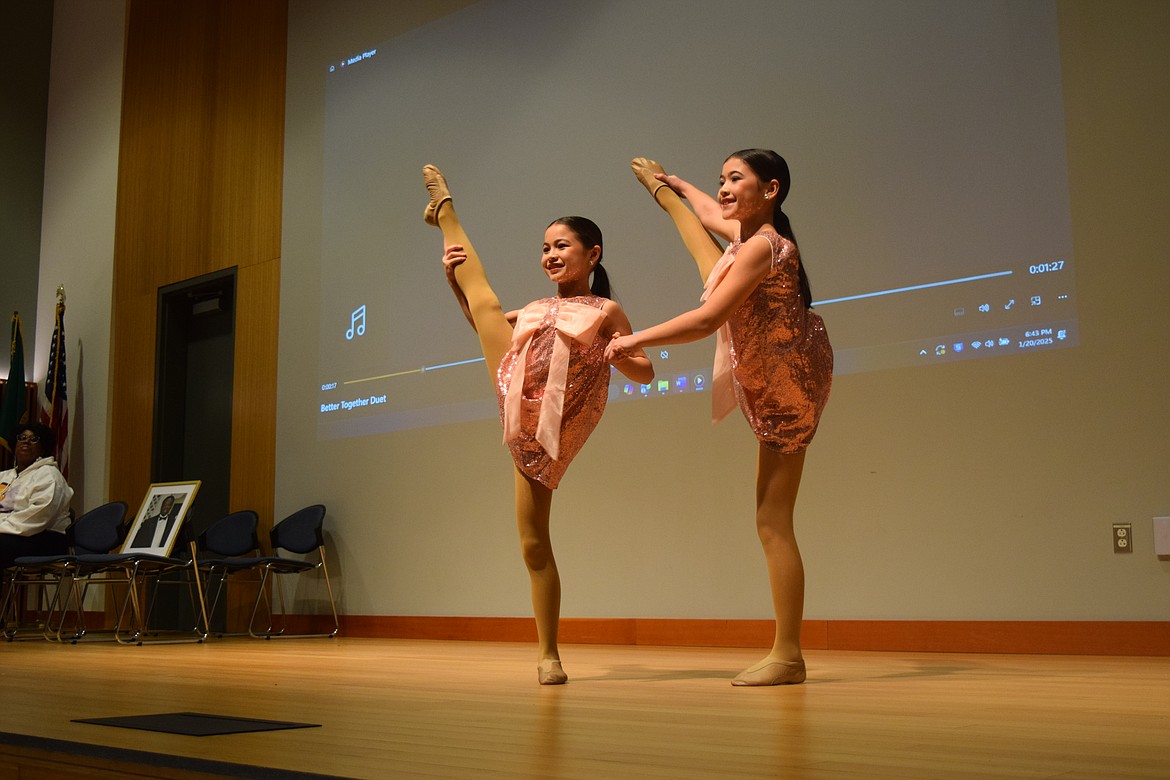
73;712;320;737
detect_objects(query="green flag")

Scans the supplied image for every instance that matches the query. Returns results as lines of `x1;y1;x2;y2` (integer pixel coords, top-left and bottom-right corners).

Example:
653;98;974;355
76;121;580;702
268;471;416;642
0;312;28;453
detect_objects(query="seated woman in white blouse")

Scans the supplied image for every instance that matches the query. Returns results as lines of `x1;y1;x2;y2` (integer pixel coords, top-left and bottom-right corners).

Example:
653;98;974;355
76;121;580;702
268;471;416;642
0;422;73;569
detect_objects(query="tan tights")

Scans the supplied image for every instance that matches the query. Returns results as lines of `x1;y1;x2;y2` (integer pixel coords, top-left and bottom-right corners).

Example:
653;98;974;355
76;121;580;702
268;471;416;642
649;188;808;667
754;446;807;664
434;202;562;664
434;203;512;378
514;467;560;662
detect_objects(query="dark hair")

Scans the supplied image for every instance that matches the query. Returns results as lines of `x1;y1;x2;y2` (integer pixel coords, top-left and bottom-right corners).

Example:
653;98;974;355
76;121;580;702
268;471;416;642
548;215;612;299
726;148;814;309
16;421;55;456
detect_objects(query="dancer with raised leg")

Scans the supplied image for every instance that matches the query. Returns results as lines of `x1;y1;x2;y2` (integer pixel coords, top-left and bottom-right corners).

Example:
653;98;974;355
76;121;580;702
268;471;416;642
611;151;832;686
423;165;653;685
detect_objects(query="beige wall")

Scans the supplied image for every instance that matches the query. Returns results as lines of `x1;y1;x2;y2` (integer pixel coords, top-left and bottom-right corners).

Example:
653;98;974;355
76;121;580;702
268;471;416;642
35;0;125;511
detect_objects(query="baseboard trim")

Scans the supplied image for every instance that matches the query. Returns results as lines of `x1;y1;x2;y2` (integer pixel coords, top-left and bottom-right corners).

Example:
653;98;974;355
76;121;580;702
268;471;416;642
328;616;1170;656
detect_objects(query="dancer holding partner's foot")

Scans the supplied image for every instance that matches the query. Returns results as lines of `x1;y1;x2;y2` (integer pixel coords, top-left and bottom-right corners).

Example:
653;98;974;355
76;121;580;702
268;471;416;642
611;151;832;686
423;165;653;685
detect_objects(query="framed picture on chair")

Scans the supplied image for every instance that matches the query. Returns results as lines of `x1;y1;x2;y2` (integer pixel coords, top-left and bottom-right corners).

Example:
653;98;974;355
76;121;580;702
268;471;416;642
120;481;201;556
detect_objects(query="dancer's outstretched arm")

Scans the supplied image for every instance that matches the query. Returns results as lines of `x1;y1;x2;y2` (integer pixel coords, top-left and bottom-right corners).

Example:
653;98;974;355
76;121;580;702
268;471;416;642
605;234;773;359
631;158;727;283
660;173;736;242
601;300;654;385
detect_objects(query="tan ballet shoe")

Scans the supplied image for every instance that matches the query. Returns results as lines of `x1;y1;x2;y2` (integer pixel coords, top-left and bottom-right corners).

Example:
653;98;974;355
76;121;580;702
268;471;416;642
731;658;806;687
422;164;453;226
537;658;568;685
631;157;670;198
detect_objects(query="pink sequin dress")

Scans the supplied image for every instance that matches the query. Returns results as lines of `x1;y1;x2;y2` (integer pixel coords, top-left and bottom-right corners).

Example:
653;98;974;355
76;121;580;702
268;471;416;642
704;229;833;452
496;295;611;489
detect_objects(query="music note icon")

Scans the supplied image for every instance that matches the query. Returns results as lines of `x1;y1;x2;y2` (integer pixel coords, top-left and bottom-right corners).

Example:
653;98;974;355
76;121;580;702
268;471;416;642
346;305;367;340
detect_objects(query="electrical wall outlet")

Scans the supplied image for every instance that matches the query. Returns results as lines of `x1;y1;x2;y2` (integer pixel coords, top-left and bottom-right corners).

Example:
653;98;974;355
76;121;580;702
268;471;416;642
1113;523;1132;553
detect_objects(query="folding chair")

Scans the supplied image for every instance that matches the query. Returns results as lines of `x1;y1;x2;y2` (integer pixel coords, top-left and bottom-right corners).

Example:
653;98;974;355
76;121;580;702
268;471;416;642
193;510;260;636
68;523;210;645
1;501;128;642
222;504;338;639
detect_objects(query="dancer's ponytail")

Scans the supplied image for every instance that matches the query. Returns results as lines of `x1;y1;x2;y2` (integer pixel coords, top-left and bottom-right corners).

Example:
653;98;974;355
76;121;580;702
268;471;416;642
589;261;612;299
773;208;813;310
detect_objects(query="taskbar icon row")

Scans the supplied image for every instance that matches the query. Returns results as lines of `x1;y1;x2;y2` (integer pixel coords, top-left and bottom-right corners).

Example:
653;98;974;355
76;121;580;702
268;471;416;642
918;320;1077;359
610;371;708;400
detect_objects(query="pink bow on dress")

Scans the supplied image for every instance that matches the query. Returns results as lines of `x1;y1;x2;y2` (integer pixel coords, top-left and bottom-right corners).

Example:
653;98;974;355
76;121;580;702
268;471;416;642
502;300;607;460
700;250;739;425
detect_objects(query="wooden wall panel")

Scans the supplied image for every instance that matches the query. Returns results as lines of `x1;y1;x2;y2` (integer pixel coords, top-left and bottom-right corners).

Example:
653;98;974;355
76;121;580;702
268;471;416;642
231;258;280;534
109;0;286;536
208;0;286;267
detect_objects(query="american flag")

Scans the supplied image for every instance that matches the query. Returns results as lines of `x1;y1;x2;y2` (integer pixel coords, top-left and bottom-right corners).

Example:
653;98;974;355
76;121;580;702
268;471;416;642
40;289;69;478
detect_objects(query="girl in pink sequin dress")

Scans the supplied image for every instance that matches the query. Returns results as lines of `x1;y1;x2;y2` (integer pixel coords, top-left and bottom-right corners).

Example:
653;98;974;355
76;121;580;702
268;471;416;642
423;166;653;685
608;150;832;687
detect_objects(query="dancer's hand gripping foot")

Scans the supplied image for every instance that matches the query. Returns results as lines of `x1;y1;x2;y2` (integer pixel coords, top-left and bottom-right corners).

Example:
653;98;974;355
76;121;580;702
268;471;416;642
631;156;683;201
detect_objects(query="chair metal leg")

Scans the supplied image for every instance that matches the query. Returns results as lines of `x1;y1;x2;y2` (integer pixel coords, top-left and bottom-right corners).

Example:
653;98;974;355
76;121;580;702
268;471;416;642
61;574;129;644
246;551;339;640
3;569;77;642
127;560;210;645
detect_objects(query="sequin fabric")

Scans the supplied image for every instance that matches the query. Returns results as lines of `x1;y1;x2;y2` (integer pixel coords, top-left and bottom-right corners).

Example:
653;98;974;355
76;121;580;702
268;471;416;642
723;230;833;452
495;296;610;489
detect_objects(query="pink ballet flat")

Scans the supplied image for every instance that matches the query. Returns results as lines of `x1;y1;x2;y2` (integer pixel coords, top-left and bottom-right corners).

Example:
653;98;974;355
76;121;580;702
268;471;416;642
537;658;568;685
631;157;670;197
731;658;806;687
422;164;452;226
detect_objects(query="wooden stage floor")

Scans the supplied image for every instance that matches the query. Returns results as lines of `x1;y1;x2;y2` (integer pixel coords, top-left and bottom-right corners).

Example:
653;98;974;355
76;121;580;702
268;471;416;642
1;637;1168;778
